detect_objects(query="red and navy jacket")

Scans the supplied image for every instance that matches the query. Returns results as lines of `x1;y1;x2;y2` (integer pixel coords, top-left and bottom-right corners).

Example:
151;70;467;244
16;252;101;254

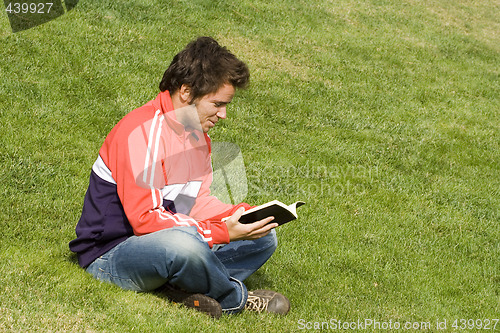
69;91;250;268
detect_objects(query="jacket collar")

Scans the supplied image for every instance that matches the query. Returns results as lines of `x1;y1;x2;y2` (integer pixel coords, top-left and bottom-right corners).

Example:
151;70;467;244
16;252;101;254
152;90;204;140
151;90;185;136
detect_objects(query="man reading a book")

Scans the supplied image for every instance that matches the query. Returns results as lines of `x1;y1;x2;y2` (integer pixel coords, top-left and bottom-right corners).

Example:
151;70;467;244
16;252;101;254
69;37;290;318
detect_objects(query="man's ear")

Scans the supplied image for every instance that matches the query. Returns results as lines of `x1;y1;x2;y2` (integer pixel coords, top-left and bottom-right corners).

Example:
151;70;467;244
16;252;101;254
179;84;192;104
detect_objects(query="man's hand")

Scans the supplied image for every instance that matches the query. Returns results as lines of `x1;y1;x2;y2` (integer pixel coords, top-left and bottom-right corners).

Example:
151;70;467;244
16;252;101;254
225;207;278;241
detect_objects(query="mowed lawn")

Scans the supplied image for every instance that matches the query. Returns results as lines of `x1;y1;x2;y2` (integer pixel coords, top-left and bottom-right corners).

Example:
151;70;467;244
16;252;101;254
0;0;498;332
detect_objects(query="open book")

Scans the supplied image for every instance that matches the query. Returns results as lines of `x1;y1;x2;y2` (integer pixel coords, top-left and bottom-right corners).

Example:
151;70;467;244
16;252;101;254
239;200;306;226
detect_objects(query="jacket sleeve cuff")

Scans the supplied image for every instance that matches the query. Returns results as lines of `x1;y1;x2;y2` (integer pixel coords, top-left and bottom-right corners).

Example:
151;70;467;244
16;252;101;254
203;202;255;246
208;221;230;245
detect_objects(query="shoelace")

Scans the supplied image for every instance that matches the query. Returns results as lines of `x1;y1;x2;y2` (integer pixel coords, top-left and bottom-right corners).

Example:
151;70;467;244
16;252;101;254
245;294;269;312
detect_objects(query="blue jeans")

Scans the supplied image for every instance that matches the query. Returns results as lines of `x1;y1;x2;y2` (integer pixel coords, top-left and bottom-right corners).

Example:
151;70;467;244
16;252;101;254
86;226;277;313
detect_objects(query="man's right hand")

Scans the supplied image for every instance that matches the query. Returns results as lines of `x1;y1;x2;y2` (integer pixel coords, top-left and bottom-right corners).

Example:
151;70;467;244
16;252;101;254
225;207;278;242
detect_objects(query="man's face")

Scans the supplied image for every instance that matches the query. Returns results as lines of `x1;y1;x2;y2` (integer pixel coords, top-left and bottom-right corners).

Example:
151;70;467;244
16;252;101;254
194;83;235;133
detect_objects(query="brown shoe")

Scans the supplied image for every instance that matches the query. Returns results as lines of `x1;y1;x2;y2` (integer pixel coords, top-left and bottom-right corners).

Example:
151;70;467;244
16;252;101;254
245;290;290;315
156;284;222;319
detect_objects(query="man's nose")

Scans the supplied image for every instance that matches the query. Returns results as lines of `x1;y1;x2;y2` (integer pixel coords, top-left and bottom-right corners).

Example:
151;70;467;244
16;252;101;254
217;107;227;119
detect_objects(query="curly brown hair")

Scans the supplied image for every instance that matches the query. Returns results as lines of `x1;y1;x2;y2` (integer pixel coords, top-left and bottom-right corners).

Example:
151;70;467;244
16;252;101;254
159;37;250;102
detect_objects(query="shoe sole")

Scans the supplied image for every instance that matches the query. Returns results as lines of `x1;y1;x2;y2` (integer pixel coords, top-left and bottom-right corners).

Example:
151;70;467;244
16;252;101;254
179;293;223;319
156;285;222;319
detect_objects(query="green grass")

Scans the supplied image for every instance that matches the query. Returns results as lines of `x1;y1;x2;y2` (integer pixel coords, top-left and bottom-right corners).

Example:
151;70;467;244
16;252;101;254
1;0;499;331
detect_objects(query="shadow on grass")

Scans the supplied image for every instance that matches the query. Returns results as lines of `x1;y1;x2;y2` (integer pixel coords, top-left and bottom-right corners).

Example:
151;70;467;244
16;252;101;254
244;270;276;291
65;251;79;265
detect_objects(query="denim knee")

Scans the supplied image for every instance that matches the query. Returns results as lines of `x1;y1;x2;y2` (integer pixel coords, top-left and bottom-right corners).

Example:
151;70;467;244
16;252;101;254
155;227;209;255
152;227;212;270
257;228;278;256
266;229;278;251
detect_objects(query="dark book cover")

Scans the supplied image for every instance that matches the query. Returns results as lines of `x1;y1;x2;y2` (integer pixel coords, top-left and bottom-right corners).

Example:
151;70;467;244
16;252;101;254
239;201;305;225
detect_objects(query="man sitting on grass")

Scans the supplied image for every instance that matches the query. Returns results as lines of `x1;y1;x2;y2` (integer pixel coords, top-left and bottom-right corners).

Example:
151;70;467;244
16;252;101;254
69;36;290;318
